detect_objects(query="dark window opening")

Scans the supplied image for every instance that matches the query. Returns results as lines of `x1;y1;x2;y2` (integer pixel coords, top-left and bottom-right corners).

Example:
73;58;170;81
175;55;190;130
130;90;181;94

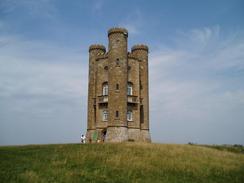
94;105;96;124
116;111;119;118
140;106;144;124
116;84;119;90
102;129;107;142
116;58;120;66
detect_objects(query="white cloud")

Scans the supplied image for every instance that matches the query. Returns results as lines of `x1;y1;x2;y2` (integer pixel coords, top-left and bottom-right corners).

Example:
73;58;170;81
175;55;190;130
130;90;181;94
0;35;88;145
149;26;244;144
0;35;88;102
119;9;143;35
190;26;220;46
121;24;139;35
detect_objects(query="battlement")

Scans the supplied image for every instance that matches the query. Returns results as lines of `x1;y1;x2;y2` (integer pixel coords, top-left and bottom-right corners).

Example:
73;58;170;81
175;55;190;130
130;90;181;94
131;44;149;52
96;53;108;61
128;52;141;61
108;27;128;37
89;44;106;53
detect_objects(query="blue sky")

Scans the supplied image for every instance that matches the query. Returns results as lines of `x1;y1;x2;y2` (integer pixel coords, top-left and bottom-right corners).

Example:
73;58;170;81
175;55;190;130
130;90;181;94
0;0;244;145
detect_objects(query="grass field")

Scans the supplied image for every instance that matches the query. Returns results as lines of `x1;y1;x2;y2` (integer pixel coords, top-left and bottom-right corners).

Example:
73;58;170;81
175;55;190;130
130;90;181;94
0;143;244;183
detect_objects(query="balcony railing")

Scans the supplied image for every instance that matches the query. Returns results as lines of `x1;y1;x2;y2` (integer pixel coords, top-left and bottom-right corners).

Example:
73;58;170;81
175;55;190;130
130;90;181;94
98;95;108;103
127;95;138;103
97;95;139;104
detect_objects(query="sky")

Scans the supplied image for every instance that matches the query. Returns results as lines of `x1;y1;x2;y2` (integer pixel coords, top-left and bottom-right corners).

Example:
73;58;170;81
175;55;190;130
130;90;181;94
0;0;244;145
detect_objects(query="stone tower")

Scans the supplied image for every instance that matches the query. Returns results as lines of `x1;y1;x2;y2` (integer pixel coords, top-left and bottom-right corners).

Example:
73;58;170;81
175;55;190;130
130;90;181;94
86;27;151;143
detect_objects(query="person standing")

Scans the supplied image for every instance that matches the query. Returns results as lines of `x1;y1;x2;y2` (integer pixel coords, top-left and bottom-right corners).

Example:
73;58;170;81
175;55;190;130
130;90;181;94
81;134;86;144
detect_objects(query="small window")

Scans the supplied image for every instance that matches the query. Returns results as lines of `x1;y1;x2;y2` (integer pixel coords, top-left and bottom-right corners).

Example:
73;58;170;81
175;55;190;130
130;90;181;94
127;110;133;121
116;84;119;90
116;58;120;66
102;82;108;96
103;110;108;121
140;106;144;124
127;82;133;95
104;66;108;70
140;80;143;90
128;66;131;70
116;111;119;118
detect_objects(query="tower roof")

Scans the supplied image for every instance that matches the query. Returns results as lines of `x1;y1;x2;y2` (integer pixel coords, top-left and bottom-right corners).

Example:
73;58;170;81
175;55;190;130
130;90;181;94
89;44;106;52
131;44;149;52
108;27;128;37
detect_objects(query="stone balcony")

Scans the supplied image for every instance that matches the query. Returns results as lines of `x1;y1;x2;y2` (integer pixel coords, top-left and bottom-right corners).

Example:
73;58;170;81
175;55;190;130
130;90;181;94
97;95;139;104
98;95;108;103
127;95;138;104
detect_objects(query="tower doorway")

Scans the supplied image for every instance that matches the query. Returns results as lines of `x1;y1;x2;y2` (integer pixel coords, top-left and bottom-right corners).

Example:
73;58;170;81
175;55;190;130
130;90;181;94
101;128;107;142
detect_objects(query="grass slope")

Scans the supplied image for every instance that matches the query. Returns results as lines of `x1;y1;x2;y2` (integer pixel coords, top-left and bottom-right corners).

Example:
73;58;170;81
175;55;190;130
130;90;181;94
0;143;244;183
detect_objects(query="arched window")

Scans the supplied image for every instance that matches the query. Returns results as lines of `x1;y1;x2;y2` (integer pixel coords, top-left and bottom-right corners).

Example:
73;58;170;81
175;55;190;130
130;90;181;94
102;110;108;121
127;82;133;95
127;110;133;121
102;82;108;96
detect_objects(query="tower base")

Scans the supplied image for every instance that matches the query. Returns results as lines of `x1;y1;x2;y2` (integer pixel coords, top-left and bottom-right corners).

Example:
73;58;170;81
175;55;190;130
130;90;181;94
128;128;141;142
140;129;151;142
86;129;96;143
105;127;128;142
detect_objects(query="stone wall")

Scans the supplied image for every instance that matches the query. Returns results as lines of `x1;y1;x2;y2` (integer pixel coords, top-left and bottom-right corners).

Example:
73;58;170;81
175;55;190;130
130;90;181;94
105;127;128;142
128;128;141;141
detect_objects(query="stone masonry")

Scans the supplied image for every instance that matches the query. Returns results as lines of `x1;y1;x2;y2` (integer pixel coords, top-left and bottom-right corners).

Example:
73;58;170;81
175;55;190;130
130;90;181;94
86;27;151;143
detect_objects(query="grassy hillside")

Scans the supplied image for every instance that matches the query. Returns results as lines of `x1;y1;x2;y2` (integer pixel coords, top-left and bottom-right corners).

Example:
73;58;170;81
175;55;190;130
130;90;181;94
0;143;244;183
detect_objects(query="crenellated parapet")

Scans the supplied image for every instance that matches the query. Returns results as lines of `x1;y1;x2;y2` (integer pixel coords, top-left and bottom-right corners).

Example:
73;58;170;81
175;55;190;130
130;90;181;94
127;52;142;61
108;27;128;37
96;53;108;61
89;44;106;53
131;44;149;52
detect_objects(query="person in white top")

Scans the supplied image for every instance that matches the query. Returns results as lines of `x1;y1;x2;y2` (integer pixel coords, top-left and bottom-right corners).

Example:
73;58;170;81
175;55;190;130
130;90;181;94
81;134;86;144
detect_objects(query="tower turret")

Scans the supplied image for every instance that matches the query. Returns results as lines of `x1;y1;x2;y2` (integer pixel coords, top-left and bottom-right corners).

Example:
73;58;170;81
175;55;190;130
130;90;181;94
106;28;129;142
131;44;151;142
87;44;106;141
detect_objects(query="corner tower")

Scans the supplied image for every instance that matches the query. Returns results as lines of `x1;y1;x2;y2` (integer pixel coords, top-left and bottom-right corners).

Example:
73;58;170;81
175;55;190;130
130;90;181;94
87;45;106;141
86;28;151;143
131;45;151;142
